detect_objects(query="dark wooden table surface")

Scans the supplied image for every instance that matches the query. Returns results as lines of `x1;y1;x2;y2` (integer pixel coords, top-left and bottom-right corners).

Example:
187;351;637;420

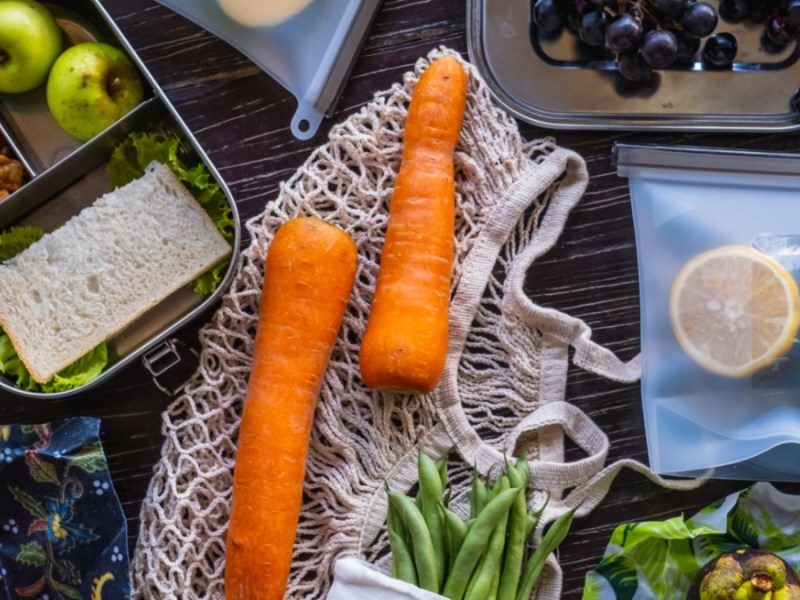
2;0;800;598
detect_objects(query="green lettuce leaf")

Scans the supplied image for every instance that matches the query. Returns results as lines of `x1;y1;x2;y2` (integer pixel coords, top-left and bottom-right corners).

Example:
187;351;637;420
39;344;108;393
0;333;38;391
108;132;234;294
0;226;108;393
0;226;45;261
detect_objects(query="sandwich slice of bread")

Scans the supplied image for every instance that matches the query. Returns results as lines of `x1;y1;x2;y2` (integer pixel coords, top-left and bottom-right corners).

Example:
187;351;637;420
0;161;232;384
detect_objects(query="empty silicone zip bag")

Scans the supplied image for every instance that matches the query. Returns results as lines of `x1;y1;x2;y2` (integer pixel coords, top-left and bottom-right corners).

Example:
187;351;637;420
154;0;382;139
616;143;800;482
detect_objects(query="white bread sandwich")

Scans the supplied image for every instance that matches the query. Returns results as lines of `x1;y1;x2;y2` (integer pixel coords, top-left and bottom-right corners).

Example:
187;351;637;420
0;161;232;384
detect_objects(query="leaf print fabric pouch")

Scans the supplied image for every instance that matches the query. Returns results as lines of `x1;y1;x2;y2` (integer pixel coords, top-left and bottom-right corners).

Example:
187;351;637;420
583;482;800;599
0;417;130;600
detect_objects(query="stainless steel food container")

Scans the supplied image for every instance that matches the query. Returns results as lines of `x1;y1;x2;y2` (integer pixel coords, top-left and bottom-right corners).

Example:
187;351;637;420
0;0;241;399
467;0;800;132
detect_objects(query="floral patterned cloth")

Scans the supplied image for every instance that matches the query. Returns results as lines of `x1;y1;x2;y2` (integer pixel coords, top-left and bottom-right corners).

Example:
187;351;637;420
583;482;800;599
0;417;130;600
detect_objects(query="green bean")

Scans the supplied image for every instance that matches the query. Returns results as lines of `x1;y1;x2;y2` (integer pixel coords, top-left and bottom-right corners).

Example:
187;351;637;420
525;492;550;539
524;513;537;540
387;493;418;585
465;477;511;598
435;450;450;487
497;457;528;600
513;453;529;487
470;466;488;519
514;508;576;600
388;490;440;594
463;558;480;599
465;484;512;600
442;487;522;600
487;475;510;502
487;566;501;600
419;452;447;588
442;504;468;574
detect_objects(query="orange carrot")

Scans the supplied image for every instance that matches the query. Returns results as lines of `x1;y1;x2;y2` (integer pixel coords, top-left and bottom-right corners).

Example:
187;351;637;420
225;217;357;600
359;56;468;394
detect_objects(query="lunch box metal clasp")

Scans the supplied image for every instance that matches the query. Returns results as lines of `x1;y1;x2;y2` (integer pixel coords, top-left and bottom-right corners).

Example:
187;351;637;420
142;339;200;397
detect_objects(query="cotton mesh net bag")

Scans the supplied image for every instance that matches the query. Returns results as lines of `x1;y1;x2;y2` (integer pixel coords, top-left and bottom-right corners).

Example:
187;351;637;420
131;47;701;599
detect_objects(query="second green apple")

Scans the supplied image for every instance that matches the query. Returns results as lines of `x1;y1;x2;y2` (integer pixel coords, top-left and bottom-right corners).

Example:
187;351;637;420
0;0;63;94
47;42;143;142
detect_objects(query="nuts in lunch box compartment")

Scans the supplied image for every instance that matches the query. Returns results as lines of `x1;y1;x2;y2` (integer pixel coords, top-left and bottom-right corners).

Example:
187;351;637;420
0;150;25;200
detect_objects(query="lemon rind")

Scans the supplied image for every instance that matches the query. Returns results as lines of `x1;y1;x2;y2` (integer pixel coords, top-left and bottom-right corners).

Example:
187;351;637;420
669;245;800;378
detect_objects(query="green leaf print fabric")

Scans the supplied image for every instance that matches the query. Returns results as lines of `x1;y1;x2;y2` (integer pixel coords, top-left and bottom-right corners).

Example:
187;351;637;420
0;418;130;599
583;483;800;599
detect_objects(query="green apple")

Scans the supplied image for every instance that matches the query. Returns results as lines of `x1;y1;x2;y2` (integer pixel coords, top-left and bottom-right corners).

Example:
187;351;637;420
46;42;144;142
0;0;63;94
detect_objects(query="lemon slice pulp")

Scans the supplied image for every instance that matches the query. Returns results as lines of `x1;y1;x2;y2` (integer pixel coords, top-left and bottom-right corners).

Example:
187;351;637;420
669;245;800;378
217;0;314;27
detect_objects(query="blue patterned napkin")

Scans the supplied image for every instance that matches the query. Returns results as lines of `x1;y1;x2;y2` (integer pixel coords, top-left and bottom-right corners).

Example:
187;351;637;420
0;417;130;599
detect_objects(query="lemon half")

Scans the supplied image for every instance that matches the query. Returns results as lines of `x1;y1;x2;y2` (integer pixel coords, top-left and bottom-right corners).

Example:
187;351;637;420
217;0;314;27
669;245;800;378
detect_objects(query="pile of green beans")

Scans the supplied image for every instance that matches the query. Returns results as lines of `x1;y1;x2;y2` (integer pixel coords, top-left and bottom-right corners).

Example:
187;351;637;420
385;451;575;600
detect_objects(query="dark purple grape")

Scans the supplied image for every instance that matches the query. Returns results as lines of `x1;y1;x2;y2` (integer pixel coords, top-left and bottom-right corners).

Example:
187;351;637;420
766;14;797;45
618;52;654;81
627;5;658;31
791;88;800;113
760;30;787;53
747;0;777;22
645;0;686;20
579;9;609;45
589;0;617;8
674;29;701;60
605;13;644;52
681;1;719;37
719;0;749;21
571;0;590;15
567;9;583;32
533;0;564;32
641;29;679;68
628;4;644;20
787;0;800;27
702;32;737;67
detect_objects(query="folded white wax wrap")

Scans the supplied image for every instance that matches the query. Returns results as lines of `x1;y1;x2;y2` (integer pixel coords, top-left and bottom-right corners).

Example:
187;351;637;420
131;47;703;600
328;558;447;600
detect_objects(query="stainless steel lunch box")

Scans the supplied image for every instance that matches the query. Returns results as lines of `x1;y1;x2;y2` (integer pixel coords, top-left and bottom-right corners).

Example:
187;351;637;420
467;0;800;132
0;0;241;399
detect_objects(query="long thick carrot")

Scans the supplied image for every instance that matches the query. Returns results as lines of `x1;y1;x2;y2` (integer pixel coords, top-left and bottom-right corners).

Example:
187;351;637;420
225;217;357;600
359;56;468;394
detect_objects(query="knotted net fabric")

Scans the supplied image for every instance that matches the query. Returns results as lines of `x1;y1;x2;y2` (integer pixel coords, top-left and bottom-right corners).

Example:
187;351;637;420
131;47;700;599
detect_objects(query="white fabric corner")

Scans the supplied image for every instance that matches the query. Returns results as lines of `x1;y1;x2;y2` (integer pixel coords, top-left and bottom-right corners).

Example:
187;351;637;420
327;557;448;600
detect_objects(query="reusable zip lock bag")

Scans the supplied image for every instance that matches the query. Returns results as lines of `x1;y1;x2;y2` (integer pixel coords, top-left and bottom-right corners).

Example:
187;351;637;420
618;143;800;481
153;0;383;140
